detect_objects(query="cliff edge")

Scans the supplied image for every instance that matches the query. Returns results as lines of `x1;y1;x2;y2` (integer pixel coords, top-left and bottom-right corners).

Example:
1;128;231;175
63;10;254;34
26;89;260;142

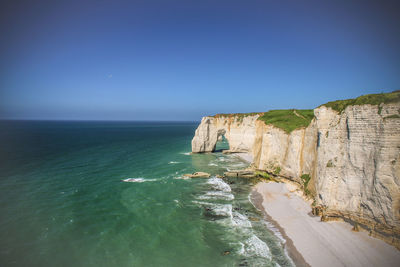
191;91;400;249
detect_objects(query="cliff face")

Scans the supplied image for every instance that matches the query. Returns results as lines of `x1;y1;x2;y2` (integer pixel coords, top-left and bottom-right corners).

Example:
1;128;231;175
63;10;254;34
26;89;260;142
252;120;318;184
192;103;400;248
314;104;400;246
192;115;259;153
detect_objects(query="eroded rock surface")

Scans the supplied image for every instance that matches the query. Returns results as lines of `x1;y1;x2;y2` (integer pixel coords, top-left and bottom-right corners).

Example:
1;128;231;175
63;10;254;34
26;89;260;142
191;115;259;153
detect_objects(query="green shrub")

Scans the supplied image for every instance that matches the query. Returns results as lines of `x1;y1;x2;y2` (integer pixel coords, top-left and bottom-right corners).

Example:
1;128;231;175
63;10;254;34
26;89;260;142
304;188;311;196
326;160;334;168
300;174;311;188
255;171;271;179
274;166;281;175
383;114;400;120
300;174;314;197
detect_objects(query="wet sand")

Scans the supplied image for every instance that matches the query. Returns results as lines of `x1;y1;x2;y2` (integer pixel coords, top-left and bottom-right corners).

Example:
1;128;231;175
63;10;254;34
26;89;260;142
235;152;253;163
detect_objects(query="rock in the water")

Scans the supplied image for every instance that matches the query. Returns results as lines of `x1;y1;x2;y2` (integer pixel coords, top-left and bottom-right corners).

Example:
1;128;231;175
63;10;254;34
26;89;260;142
249;216;260;222
224;170;255;178
183;172;211;178
222;251;230;256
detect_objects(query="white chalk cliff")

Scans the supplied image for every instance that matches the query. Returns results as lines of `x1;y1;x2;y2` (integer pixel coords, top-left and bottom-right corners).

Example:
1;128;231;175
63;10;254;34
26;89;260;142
192;102;400;248
192;115;259;153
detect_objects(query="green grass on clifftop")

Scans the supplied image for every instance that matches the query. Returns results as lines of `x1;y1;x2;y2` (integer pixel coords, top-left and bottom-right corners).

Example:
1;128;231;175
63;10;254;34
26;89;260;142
321;90;400;113
210;91;400;133
257;109;314;133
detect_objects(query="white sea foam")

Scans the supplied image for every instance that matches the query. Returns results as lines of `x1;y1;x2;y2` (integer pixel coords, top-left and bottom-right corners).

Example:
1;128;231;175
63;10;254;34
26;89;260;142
122;178;158;183
206;191;234;200
243;235;271;259
211;204;233;217
263;221;286;244
168;161;180;164
230;163;247;168
192;201;233;218
180;152;191;155
248;194;286;244
197;191;234;201
238;242;245;255
192;200;213;206
173;175;190;180
208;163;218;166
232;212;252;228
207;177;231;192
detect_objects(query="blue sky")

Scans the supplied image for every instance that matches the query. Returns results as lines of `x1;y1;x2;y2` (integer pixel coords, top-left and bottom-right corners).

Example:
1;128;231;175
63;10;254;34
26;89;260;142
1;0;399;121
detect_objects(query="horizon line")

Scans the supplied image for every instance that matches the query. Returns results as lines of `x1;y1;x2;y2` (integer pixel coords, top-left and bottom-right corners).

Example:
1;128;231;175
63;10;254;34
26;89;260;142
0;118;200;123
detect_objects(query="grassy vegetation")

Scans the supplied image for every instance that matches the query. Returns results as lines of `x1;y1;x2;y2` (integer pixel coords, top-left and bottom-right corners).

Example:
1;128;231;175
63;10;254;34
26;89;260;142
255;171;272;179
384;114;400;120
257;109;315;133
326;160;334;168
213;109;315;132
210;91;400;132
300;174;311;188
254;171;280;183
321;90;400;113
300;174;313;197
273;166;281;175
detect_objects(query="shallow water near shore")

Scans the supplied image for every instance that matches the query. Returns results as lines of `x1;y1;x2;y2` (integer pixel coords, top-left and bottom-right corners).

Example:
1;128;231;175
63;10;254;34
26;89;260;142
0;121;293;267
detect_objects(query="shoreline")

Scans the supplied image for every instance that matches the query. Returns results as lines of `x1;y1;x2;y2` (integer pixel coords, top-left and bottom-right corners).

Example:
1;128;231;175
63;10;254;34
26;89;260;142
233;152;253;163
250;189;310;267
252;182;400;267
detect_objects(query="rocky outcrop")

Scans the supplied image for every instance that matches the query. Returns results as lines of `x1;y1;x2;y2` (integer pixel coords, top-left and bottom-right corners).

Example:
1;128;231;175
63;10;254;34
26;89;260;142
224;170;256;178
183;172;211;178
192;102;400;248
192;115;259;153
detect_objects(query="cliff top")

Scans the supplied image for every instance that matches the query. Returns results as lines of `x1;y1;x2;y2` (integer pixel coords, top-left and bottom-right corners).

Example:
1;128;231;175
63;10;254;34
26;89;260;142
321;90;400;113
212;112;262;118
212;112;263;123
213;109;314;133
258;109;314;133
210;90;400;133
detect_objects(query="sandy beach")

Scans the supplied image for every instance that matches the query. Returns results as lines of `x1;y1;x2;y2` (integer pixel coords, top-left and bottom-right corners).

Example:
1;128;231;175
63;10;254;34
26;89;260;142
253;182;400;267
235;152;254;163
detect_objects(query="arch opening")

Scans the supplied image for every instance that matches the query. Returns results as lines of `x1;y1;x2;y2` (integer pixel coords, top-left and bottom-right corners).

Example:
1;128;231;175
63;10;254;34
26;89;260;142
213;129;230;152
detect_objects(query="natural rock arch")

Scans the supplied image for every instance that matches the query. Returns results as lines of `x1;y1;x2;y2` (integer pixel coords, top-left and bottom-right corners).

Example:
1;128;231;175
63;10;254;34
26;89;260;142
191;117;230;152
191;115;259;153
214;129;229;152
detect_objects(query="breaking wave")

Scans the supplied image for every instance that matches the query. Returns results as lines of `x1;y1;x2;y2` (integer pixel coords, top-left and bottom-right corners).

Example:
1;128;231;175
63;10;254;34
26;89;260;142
207;177;232;192
122;178;158;183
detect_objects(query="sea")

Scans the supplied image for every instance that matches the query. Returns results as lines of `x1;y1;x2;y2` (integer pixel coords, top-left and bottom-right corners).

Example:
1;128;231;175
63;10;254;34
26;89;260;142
0;120;294;267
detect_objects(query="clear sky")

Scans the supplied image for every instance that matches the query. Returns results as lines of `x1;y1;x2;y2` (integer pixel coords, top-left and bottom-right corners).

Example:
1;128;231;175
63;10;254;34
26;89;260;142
1;0;399;121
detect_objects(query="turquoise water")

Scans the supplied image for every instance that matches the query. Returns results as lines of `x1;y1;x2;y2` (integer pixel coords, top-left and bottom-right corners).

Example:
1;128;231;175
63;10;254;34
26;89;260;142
0;121;293;267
